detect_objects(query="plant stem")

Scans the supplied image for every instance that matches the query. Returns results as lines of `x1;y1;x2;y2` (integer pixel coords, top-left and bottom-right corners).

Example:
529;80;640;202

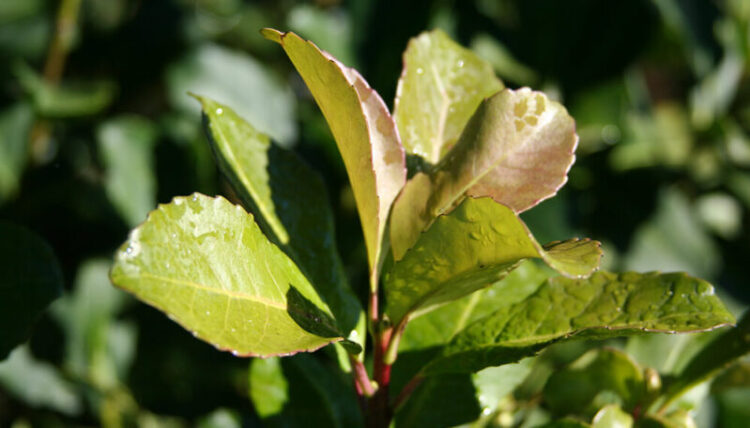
350;355;375;398
392;374;424;411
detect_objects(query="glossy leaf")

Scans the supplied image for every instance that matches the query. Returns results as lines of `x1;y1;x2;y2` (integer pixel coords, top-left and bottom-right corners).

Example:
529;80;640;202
393;29;504;164
660;311;750;408
544;348;645;416
398;260;552;352
197;96;363;343
262;28;406;282
0;102;32;203
384;197;601;325
249;355;363;428
97;115;158;227
391;88;577;259
0;223;63;360
592;405;633;428
473;358;534;413
423;271;734;375
111;193;355;357
167;44;297;146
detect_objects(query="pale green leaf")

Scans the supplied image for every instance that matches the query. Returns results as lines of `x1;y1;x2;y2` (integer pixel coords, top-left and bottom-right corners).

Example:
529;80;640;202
97;115;158;227
391;88;577;259
591;405;633;428
0;102;32;203
394;29;504;164
196;96;364;344
424;271;734;375
111;193;353;357
167;44;297;146
473;358;534;413
384;197;601;325
0;223;63;360
262;28;406;283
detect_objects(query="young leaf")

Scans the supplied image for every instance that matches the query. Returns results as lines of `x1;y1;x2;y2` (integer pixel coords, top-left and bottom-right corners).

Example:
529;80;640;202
0;223;63;360
384;197;601;325
393;29;504;164
110;193;356;357
391;88;577;259
196;96;363;344
423;271;734;375
261;28;406;285
659;311;750;409
591;405;633;428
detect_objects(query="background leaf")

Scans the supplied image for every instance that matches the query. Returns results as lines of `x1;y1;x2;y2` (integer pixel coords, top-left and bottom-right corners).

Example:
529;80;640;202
97;115;158;227
166;44;297;146
0;222;63;360
424;271;734;375
390;88;577;259
110;193;350;357
384;197;601;325
393;29;504;164
0;102;32;203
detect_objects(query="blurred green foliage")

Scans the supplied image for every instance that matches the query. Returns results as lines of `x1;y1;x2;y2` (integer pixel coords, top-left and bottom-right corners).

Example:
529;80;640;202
1;0;749;426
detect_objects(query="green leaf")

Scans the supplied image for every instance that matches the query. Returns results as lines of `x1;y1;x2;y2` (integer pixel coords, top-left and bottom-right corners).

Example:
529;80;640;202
473;358;534;414
398;260;552;353
97;115;158;227
390;88;578;259
659;311;750;408
543;349;645;416
712;361;750;393
166;44;297;146
0;102;33;203
196;96;364;345
592;405;633;428
423;271;734;375
110;193;355;357
15;62;115;118
0;346;82;415
262;28;406;283
393;29;504;164
249;355;363;428
0;222;63;360
539;419;592;428
384;197;601;325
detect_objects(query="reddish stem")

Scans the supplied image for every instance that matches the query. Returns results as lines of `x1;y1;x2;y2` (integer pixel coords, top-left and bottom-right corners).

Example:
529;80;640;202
393;374;424;410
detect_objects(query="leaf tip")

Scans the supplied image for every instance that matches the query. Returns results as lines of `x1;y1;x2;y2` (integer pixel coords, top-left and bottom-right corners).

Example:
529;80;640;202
260;28;284;44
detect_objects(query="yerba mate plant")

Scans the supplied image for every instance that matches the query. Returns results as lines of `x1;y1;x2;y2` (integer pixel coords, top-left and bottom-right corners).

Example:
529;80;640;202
110;29;746;427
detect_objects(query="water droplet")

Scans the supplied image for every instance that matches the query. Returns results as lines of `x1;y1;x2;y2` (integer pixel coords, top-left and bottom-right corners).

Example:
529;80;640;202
231;328;236;333
165;262;170;269
231;350;239;356
191;194;199;202
216;108;223;115
416;68;424;75
457;59;465;68
205;311;211;316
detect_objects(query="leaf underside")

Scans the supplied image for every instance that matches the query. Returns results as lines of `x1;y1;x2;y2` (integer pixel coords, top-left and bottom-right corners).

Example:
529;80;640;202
110;193;351;358
423;271;734;375
391;88;578;260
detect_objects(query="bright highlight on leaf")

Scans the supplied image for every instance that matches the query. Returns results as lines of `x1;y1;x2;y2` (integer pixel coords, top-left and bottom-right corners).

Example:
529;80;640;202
424;271;734;375
391;88;578;259
261;28;406;286
110;193;356;357
394;29;504;163
384;197;601;325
